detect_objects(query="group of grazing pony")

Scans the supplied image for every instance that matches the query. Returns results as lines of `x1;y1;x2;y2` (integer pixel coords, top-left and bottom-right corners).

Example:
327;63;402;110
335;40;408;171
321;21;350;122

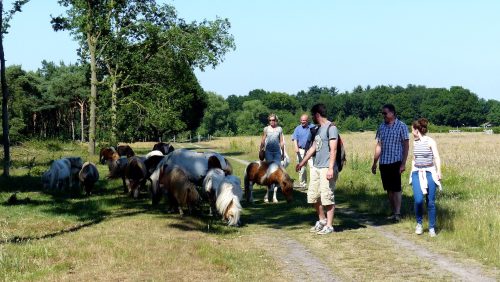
42;141;295;227
42;157;99;196
99;143;243;226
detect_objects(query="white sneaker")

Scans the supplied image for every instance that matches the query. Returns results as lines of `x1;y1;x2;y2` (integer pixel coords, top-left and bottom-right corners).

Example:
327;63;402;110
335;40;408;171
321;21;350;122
429;228;436;237
309;220;326;233
317;225;334;235
415;223;423;235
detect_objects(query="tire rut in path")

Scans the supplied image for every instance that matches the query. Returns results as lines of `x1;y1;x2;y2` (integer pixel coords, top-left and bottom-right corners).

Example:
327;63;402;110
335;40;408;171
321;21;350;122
254;229;339;282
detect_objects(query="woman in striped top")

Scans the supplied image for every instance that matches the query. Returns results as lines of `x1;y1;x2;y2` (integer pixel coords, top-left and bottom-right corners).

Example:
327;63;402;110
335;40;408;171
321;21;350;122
410;118;442;237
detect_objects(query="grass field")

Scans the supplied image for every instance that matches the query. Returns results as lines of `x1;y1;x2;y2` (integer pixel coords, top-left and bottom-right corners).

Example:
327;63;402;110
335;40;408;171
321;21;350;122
0;132;499;280
204;132;500;267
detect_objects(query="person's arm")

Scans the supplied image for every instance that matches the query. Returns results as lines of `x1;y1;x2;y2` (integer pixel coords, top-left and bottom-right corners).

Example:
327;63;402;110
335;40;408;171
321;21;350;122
372;141;381;174
400;139;409;173
260;128;267;151
292;128;299;153
296;142;316;172
280;129;285;160
429;138;442;180
327;138;338;180
293;138;299;153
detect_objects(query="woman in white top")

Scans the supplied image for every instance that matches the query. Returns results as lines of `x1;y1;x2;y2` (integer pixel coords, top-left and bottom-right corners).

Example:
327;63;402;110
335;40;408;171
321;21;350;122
260;113;285;164
410;118;442;237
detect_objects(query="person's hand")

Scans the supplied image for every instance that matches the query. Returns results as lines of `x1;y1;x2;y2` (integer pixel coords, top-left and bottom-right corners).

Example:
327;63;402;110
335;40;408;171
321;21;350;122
437;173;442;181
296;152;303;163
371;163;377;174
326;168;334;180
295;163;302;172
399;163;406;174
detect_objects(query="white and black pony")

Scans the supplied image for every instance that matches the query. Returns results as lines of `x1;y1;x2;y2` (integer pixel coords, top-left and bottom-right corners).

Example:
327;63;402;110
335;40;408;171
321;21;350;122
203;168;243;226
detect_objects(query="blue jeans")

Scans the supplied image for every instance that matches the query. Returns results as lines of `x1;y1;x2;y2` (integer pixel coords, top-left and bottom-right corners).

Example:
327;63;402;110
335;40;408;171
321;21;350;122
265;150;281;164
411;171;437;229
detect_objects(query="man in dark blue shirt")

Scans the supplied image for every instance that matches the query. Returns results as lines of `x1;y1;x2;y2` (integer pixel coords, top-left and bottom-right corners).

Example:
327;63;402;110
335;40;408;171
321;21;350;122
292;114;314;189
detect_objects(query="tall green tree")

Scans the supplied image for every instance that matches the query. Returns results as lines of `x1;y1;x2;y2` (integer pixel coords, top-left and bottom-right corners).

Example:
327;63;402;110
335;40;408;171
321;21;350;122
1;0;30;177
198;92;231;136
51;0;112;155
235;100;269;135
52;1;235;146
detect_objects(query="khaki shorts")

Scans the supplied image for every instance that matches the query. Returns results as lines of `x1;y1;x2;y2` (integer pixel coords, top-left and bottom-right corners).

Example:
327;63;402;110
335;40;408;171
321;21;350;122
307;166;338;205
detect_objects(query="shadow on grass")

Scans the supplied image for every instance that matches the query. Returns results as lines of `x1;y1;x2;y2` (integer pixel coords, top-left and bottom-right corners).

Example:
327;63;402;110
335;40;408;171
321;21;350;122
220;151;245;157
335;180;458;230
0;210;145;245
240;187;367;232
0;174;45;193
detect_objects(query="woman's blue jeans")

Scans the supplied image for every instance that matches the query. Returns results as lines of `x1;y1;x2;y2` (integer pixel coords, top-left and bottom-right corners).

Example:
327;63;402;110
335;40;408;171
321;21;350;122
265;150;281;164
411;171;437;229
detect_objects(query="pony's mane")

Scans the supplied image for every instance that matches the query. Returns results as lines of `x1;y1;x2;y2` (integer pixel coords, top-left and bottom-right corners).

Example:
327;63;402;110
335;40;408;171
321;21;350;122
216;177;243;226
203;168;225;193
145;150;163;159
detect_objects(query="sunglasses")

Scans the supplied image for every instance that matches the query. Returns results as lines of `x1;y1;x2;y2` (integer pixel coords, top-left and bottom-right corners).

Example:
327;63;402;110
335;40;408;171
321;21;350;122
381;112;389;116
269;119;276;121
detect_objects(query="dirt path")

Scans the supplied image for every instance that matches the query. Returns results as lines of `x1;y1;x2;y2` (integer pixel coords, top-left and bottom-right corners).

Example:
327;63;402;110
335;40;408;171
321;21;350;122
253;229;339;282
375;226;495;281
179;143;497;281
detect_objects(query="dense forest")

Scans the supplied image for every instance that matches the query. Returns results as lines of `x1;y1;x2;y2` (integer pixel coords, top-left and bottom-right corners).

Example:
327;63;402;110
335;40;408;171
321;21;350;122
1;1;499;148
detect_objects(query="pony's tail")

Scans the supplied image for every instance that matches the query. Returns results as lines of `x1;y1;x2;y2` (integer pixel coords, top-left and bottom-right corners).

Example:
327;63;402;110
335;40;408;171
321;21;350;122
243;166;250;202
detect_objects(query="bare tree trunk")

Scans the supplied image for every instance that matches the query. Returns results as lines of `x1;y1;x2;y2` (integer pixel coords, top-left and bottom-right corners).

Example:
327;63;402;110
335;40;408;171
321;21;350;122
71;109;75;141
1;1;11;177
78;101;85;143
111;80;117;144
88;34;98;155
32;112;36;134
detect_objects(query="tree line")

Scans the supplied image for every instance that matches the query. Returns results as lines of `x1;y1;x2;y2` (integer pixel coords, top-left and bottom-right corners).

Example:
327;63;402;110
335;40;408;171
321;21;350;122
198;85;500;136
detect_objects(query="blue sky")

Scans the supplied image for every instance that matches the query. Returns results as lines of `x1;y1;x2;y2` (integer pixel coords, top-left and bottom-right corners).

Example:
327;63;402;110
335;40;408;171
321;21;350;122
4;0;500;100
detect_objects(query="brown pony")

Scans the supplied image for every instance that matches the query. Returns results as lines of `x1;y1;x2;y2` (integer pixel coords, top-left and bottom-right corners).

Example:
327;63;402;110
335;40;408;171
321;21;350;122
99;147;128;193
124;156;148;198
99;147;118;165
116;145;135;158
244;161;294;203
99;145;135;164
159;166;201;215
